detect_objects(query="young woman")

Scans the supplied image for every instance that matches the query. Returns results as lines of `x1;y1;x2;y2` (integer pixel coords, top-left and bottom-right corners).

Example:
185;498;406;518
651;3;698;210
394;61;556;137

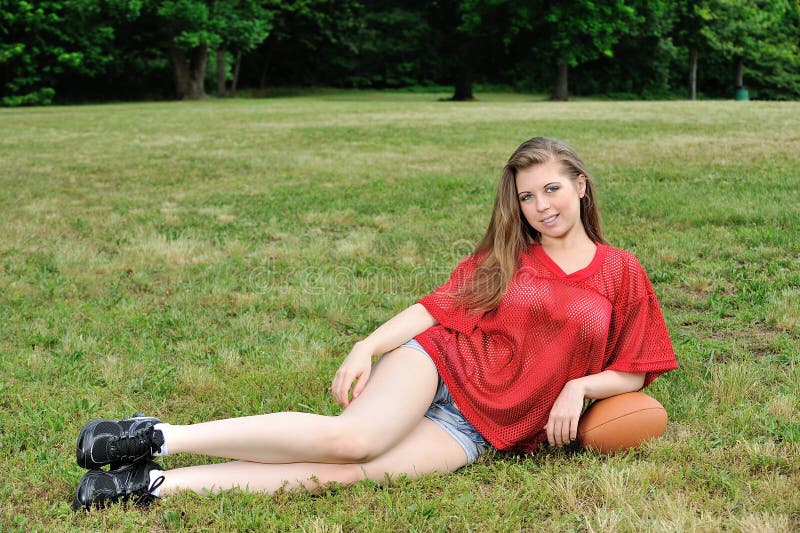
72;137;678;510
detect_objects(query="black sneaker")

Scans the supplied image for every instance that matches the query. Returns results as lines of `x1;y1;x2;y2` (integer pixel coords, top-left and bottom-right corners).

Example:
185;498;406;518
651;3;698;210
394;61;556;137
72;460;165;511
76;414;164;470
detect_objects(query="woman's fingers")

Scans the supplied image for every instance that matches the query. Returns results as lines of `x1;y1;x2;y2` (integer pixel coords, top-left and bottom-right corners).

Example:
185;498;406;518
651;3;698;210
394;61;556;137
331;370;352;406
332;364;371;407
569;416;579;442
340;371;359;406
546;415;579;446
555;419;566;446
351;367;371;400
547;380;586;447
560;418;571;446
332;347;374;407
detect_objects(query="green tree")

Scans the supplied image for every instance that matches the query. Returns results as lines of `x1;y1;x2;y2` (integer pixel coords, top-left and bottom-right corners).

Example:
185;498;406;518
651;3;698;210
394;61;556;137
425;0;514;100
673;0;707;99
126;0;275;100
251;0;362;88
581;0;679;98
212;0;274;98
336;1;435;88
362;5;433;87
699;0;800;98
426;0;478;100
0;0;126;106
750;0;800;99
148;0;219;99
539;0;641;101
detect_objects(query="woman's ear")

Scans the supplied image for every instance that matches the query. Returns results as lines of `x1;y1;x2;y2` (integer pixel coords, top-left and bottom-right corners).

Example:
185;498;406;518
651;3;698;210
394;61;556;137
578;175;587;198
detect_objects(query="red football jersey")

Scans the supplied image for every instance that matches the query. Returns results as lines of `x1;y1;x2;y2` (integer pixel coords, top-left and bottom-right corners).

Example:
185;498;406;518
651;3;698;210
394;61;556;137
415;243;678;452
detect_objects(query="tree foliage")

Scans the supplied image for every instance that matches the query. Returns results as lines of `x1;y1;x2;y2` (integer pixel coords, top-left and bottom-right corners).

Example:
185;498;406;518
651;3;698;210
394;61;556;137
526;0;643;100
699;0;800;97
0;0;124;105
243;0;362;88
2;0;799;105
211;0;274;96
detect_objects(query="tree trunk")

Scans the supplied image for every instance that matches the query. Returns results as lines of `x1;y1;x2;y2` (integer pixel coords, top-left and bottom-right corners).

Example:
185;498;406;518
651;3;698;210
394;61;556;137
216;49;226;97
168;44;208;100
688;48;697;100
734;56;744;88
231;50;242;98
452;74;473;101
553;59;569;101
169;46;190;99
451;50;473;101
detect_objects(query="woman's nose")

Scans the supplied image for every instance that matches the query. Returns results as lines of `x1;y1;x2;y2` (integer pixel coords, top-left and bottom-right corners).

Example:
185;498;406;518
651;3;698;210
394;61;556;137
536;196;550;211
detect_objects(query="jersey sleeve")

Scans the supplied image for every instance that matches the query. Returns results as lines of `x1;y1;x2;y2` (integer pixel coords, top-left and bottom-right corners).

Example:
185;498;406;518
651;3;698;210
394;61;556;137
418;255;482;334
604;265;678;387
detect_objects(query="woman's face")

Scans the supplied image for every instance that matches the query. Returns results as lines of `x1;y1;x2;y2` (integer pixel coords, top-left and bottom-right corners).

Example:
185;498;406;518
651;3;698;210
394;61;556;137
515;160;586;244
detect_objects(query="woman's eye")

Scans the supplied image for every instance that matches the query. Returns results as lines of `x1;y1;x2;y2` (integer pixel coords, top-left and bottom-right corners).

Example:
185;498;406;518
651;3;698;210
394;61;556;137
520;194;532;202
546;186;559;193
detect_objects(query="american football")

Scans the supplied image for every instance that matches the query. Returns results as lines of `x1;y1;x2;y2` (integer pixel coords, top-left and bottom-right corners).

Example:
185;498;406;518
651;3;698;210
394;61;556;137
577;392;668;453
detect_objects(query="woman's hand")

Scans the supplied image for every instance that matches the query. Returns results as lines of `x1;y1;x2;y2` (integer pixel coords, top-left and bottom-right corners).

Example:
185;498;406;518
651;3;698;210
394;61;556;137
331;341;375;407
545;380;586;447
545;370;646;446
329;304;437;408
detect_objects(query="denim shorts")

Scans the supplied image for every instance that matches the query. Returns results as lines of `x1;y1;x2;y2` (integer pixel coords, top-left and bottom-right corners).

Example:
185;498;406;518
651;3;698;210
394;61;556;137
400;338;490;463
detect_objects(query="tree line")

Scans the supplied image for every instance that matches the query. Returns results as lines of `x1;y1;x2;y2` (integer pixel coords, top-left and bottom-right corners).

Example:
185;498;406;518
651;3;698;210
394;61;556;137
2;0;799;106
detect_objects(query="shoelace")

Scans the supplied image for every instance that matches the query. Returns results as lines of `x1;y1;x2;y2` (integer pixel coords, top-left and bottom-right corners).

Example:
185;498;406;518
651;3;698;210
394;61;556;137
147;475;165;497
120;471;165;502
109;426;163;462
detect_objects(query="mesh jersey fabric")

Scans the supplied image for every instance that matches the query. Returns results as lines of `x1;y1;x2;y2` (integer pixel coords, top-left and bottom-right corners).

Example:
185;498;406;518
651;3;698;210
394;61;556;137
414;243;678;453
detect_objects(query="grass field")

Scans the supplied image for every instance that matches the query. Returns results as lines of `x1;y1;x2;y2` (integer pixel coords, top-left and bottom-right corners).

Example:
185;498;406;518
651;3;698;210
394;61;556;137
1;91;798;531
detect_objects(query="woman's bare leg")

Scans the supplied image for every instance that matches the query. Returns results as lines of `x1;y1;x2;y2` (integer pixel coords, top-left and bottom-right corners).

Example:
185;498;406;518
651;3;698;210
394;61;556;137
162;346;439;464
158;417;469;496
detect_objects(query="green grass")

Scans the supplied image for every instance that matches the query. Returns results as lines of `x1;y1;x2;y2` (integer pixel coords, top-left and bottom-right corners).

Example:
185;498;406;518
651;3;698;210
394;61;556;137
1;91;798;531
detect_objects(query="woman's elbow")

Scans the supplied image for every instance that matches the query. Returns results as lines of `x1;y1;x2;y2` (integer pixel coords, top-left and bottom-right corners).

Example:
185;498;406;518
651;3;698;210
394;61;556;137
630;372;646;390
610;370;646;392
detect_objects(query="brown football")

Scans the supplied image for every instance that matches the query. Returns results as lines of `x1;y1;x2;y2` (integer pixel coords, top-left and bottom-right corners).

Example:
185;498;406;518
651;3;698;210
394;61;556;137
577;392;668;453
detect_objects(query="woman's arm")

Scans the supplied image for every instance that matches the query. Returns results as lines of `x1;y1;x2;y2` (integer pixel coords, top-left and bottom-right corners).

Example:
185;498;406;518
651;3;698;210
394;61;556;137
356;303;438;355
331;303;438;407
545;370;645;447
568;369;646;400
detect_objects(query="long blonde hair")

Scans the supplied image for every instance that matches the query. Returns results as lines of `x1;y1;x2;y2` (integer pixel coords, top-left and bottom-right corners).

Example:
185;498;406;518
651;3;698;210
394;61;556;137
455;137;607;312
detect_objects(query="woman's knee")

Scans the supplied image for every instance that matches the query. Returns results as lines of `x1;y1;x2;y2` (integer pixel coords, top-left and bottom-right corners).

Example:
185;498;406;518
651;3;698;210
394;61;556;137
325;423;387;463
